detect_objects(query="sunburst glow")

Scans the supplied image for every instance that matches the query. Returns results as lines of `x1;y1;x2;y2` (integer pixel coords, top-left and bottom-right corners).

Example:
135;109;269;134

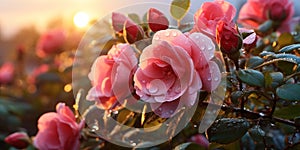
73;11;90;28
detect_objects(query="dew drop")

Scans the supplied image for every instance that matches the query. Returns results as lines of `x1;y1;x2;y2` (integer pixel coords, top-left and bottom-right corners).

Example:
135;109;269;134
113;110;119;115
142;80;146;83
169;110;174;114
193;124;198;128
200;46;205;50
195;35;200;39
207;77;212;81
208;46;213;51
158;107;162;111
214;77;219;81
154;36;160;40
165;32;170;37
172;32;177;37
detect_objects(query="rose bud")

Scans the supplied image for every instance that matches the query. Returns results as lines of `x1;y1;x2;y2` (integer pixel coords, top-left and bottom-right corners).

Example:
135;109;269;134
124;19;144;43
112;12;144;43
36;29;66;57
5;132;30;149
112;12;128;33
147;8;169;32
216;21;242;60
0;62;15;85
189;134;209;149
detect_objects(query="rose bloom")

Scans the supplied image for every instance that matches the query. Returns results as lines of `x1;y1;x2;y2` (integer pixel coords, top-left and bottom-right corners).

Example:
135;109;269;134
34;103;84;150
216;21;242;55
134;29;221;118
238;0;294;33
87;43;138;109
5;132;30;149
36;29;66;57
0;62;14;85
193;0;236;37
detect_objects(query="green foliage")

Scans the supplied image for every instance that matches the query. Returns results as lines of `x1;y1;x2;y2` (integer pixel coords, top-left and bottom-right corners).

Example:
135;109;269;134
274;105;300;119
207;118;250;144
170;0;190;21
276;84;300;101
237;69;265;87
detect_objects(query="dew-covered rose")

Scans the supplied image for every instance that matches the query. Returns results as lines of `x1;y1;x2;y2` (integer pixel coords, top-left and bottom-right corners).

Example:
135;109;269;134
87;43;138;109
193;0;236;37
0;62;14;85
36;29;66;57
34;103;84;150
238;0;294;33
134;29;221;118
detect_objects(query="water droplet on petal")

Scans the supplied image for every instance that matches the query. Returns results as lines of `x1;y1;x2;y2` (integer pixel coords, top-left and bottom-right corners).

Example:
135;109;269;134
195;35;200;39
208;46;213;51
158;107;162;111
165;32;170;37
169;110;174;114
200;46;205;50
207;77;212;81
214;77;219;81
154;36;160;40
172;32;177;37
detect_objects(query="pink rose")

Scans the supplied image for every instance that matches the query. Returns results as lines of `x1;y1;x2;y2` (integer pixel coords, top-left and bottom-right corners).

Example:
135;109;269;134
5;132;30;149
0;62;14;85
216;21;242;55
148;8;169;32
112;12;144;43
193;0;236;37
134;29;221;118
87;43;138;109
152;29;221;92
34;103;84;150
238;0;294;33
36;29;66;57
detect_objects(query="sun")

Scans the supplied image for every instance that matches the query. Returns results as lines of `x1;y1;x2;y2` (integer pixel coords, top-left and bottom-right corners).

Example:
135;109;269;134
73;11;90;28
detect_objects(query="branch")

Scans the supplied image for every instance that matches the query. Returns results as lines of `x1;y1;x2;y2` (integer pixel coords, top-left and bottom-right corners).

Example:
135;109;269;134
200;102;296;127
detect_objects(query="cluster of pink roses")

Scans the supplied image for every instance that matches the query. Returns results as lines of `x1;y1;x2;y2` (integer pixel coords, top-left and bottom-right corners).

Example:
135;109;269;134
86;5;227;118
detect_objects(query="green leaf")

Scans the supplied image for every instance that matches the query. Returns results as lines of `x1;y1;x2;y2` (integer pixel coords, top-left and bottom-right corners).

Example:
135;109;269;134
128;13;141;24
237;69;265;87
275;33;295;52
248;125;265;142
246;56;264;69
276;84;300;101
207;118;250;144
174;142;206;150
279;44;300;53
170;0;190;21
274;105;300;119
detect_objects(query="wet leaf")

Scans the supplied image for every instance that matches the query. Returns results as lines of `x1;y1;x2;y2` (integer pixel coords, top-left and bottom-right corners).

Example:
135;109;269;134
279;44;300;53
246;56;264;69
274;105;300;119
237;69;265;87
207;118;250;144
276;84;300;101
170;0;190;21
248;125;265;142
